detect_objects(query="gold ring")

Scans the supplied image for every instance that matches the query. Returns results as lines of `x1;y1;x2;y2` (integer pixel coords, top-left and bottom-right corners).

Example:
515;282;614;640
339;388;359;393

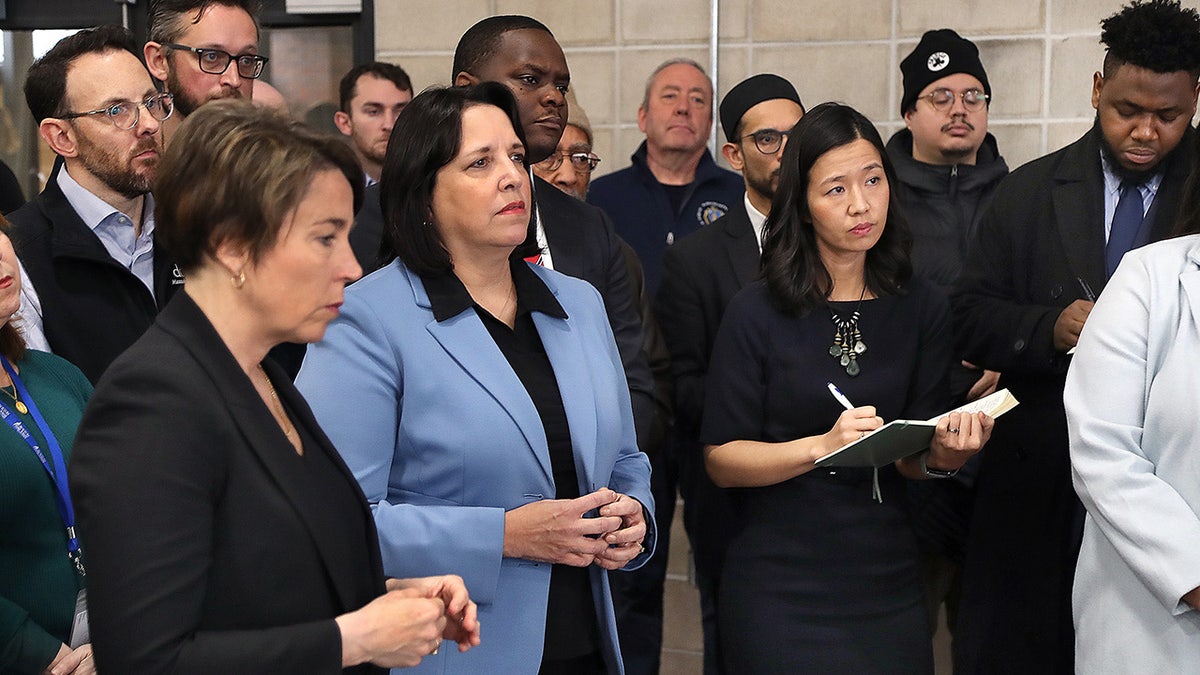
638;543;646;554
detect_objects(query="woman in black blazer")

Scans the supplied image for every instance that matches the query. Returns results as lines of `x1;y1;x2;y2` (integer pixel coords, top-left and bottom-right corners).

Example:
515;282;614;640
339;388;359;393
69;101;479;674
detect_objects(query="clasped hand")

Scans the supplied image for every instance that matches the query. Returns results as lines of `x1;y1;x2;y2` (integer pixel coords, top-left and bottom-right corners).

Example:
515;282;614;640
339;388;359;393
504;487;647;570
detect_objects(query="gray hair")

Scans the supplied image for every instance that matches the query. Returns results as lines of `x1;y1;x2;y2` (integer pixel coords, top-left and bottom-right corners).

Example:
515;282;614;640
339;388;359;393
640;57;710;110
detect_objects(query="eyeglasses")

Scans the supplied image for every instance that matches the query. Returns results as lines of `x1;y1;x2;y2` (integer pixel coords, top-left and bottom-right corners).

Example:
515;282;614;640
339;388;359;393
739;128;789;155
60;93;175;130
536;151;602;174
166;43;268;79
916;88;990;112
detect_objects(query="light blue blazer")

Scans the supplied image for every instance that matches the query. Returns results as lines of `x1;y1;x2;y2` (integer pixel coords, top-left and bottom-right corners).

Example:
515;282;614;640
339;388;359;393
1065;235;1200;673
297;260;655;675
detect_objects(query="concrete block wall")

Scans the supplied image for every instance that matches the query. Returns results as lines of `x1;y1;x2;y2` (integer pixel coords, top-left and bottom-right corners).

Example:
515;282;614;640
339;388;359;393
375;0;1200;177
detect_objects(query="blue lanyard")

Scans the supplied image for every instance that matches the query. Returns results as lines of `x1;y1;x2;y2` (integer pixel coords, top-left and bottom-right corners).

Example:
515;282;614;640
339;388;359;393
0;355;84;576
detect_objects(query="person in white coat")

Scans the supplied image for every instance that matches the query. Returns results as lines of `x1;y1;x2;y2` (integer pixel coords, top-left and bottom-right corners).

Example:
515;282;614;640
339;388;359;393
1065;212;1200;671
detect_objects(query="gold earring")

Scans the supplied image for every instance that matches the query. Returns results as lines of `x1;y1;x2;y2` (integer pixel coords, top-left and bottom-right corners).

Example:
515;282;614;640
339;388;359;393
231;270;246;289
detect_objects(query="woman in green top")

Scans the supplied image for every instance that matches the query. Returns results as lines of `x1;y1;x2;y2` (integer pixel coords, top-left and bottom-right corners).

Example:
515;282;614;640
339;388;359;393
0;224;93;675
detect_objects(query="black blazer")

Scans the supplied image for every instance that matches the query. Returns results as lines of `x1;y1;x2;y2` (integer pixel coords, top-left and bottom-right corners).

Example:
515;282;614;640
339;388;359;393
654;202;758;577
950;125;1195;674
7;176;182;383
533;176;657;445
70;292;386;674
350;178;657;447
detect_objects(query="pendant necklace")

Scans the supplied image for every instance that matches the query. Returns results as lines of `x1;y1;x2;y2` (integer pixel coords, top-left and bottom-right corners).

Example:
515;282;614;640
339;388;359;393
1;382;27;414
828;285;868;377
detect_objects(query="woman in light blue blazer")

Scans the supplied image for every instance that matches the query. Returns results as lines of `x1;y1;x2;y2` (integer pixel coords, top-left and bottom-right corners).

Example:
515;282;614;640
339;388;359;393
1065;176;1200;672
297;83;654;675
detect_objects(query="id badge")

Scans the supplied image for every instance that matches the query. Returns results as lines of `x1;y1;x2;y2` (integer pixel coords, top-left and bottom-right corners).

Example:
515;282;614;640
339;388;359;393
68;589;89;649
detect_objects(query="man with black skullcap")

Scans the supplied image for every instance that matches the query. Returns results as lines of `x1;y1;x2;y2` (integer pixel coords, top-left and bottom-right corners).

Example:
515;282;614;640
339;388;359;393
952;1;1200;672
656;73;803;675
886;29;1010;656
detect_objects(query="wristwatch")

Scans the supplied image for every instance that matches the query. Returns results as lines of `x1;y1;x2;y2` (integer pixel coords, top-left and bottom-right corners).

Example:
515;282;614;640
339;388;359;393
920;450;959;478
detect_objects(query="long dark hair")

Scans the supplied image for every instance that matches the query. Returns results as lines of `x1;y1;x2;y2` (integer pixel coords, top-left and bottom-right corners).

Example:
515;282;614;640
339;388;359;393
761;102;912;316
1170;127;1200;237
380;82;538;275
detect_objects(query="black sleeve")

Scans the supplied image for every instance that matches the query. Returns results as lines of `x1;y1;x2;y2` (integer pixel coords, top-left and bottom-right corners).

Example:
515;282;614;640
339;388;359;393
700;288;769;446
952;178;1066;375
0;160;24;215
655;243;709;432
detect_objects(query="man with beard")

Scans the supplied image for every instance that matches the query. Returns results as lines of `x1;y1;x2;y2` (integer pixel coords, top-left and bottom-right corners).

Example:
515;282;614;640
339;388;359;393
654;73;803;675
143;0;263;137
951;1;1200;672
9;26;181;383
333;61;413;187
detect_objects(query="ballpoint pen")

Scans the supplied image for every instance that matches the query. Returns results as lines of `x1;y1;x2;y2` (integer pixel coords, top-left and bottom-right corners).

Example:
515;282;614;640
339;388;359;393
827;382;854;411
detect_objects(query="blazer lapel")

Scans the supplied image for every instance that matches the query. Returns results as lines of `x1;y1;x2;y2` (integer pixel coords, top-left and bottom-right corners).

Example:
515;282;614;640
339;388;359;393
533;309;600;490
158;294;369;610
722;205;760;287
1052;131;1107;292
1181;242;1200;334
406;267;556;486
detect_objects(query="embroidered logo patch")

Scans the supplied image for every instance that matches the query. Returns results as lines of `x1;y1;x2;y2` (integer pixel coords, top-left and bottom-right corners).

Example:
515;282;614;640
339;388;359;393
696;201;729;226
927;52;949;71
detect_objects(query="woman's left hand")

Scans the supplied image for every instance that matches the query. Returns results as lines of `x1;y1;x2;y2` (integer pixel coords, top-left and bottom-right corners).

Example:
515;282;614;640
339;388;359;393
927;411;994;472
593;492;648;570
387;575;481;652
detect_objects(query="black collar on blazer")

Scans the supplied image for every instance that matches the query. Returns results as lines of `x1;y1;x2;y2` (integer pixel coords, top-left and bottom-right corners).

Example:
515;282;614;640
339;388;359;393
717;200;762;287
1053;124;1196;296
155;291;385;607
34;173;182;308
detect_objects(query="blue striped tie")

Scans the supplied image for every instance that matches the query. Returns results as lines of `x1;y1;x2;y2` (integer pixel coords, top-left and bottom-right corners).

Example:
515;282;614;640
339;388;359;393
1106;181;1144;278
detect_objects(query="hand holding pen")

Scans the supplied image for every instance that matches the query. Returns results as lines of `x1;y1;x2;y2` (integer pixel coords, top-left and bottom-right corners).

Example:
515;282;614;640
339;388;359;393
1054;278;1097;352
823;383;883;450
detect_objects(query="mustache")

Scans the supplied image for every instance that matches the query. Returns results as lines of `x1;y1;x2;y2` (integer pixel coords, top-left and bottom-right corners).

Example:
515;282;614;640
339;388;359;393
941;119;975;132
131;139;160;157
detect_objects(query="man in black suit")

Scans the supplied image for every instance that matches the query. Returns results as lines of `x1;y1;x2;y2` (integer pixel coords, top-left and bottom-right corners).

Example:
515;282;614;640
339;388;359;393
353;16;655;447
952;2;1200;672
9;26;182;383
656;74;803;675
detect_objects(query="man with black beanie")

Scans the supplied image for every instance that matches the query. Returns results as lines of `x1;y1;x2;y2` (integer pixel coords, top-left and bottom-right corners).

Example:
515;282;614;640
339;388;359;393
886;29;1010;661
952;1;1200;672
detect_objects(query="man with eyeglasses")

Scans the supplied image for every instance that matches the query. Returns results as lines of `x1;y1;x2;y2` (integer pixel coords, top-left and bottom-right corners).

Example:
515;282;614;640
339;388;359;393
951;2;1200;673
884;29;1010;661
7;26;180;384
531;91;601;200
654;73;803;675
143;0;263;129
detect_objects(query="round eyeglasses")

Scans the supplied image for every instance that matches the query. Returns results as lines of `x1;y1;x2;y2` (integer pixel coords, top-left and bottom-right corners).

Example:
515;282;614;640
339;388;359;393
916;88;989;112
59;93;175;130
166;43;269;80
738;128;789;155
537;151;602;174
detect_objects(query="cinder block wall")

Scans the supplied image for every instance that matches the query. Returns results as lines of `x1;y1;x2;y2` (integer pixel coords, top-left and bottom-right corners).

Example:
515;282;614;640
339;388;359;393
375;0;1200;176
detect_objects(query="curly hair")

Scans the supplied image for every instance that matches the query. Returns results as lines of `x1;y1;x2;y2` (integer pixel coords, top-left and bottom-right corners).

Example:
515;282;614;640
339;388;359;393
1101;0;1200;76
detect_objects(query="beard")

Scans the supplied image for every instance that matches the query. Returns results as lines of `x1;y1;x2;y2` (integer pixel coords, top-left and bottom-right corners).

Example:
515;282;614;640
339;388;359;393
745;167;779;205
166;66;242;117
75;130;157;199
1094;113;1168;184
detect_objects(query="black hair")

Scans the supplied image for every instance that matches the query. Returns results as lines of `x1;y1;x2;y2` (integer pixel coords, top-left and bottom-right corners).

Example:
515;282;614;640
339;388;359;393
24;25;143;122
148;0;261;44
1170;129;1200;236
1101;0;1200;77
379;82;538;275
760;102;912;316
338;61;413;112
451;15;553;79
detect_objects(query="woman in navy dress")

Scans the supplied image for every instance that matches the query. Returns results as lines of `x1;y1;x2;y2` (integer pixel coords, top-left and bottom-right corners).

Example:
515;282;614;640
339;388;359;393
701;103;994;674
